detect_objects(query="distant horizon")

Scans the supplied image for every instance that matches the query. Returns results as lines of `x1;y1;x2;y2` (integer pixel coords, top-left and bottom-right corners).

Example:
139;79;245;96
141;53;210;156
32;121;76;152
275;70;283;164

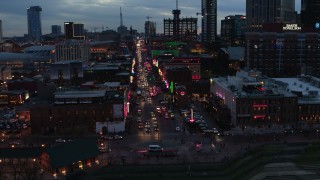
0;0;301;37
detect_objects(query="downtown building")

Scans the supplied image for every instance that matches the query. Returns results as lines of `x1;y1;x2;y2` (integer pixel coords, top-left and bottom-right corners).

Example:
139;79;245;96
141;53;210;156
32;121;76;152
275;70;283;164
211;71;320;129
245;23;320;77
27;6;42;42
246;0;296;32
210;70;297;128
55;40;90;62
201;0;217;43
51;25;62;35
163;5;197;41
145;21;156;44
30;89;126;135
221;15;246;46
0;19;2;41
64;22;85;40
301;0;320;31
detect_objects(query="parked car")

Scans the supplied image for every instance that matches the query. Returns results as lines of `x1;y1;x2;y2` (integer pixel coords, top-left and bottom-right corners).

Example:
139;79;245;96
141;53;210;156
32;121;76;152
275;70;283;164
113;135;123;140
55;138;66;143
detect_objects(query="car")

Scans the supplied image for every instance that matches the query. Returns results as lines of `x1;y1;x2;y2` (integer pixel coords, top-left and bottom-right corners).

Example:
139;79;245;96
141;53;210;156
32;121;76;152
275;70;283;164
175;126;181;132
213;128;219;134
170;112;175;119
284;129;294;134
138;123;144;129
137;116;142;122
104;135;114;140
55;138;66;143
164;113;169;119
114;135;123;140
145;127;151;133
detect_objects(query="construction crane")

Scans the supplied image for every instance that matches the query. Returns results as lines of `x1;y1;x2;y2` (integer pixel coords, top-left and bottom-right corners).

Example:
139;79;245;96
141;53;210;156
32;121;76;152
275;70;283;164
146;16;152;21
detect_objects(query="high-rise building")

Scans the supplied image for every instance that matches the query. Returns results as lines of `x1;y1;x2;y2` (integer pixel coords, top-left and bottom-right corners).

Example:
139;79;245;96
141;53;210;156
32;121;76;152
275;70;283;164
164;1;197;41
245;26;320;77
246;0;296;32
0;20;3;41
51;25;62;35
27;6;42;42
201;0;217;43
221;15;246;46
64;22;85;40
145;21;156;43
301;0;320;31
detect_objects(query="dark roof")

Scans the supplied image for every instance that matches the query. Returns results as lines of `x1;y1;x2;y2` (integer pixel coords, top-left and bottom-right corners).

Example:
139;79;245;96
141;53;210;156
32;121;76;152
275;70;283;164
0;147;43;158
45;137;100;168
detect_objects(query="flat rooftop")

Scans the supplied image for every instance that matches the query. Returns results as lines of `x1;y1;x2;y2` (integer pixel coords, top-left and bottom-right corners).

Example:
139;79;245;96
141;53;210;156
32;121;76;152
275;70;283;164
54;90;106;98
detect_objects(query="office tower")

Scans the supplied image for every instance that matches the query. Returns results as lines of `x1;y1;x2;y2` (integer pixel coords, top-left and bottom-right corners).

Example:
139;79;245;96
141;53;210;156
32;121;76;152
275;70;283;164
164;0;198;41
27;6;42;42
145;21;156;43
301;0;320;31
64;22;85;40
51;25;62;35
0;20;2;41
201;0;217;43
221;15;247;46
246;0;296;32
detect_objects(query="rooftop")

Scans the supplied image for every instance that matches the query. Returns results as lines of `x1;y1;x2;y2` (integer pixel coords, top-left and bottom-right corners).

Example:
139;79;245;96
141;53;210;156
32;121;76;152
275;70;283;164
54;90;106;99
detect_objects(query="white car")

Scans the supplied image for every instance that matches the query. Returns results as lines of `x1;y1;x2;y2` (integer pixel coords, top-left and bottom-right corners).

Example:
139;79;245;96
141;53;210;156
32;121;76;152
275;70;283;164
55;138;66;143
114;135;123;140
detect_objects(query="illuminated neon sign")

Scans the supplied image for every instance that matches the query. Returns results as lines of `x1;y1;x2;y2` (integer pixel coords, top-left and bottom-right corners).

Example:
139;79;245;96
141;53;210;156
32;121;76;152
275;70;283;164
283;24;301;31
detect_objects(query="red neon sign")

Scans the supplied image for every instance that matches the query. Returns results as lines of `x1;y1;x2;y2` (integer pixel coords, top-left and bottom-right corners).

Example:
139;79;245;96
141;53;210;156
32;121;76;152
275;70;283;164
254;115;266;119
192;75;201;80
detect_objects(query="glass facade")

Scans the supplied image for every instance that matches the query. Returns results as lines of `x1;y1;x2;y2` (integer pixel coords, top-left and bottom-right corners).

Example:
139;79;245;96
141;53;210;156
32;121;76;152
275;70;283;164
27;6;42;42
202;0;217;43
246;0;295;32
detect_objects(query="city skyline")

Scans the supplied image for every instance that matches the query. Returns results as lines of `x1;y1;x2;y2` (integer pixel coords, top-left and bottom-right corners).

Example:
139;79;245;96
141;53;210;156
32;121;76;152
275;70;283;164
0;0;301;37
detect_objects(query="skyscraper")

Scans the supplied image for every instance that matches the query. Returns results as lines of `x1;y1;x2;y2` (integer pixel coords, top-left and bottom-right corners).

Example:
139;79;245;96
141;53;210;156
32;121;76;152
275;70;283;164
246;0;296;32
0;20;3;41
301;0;320;31
27;6;42;42
145;21;156;43
201;0;217;43
51;25;62;35
64;22;85;40
164;0;198;41
221;15;246;46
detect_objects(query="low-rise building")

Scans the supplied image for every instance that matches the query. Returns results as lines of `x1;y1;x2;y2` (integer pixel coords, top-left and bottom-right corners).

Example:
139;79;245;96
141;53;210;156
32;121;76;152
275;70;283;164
30;89;126;135
40;138;100;176
210;70;298;127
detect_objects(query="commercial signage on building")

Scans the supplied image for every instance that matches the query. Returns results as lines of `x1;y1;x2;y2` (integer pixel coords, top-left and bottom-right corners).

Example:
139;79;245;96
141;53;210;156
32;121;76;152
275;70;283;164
283;24;301;31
